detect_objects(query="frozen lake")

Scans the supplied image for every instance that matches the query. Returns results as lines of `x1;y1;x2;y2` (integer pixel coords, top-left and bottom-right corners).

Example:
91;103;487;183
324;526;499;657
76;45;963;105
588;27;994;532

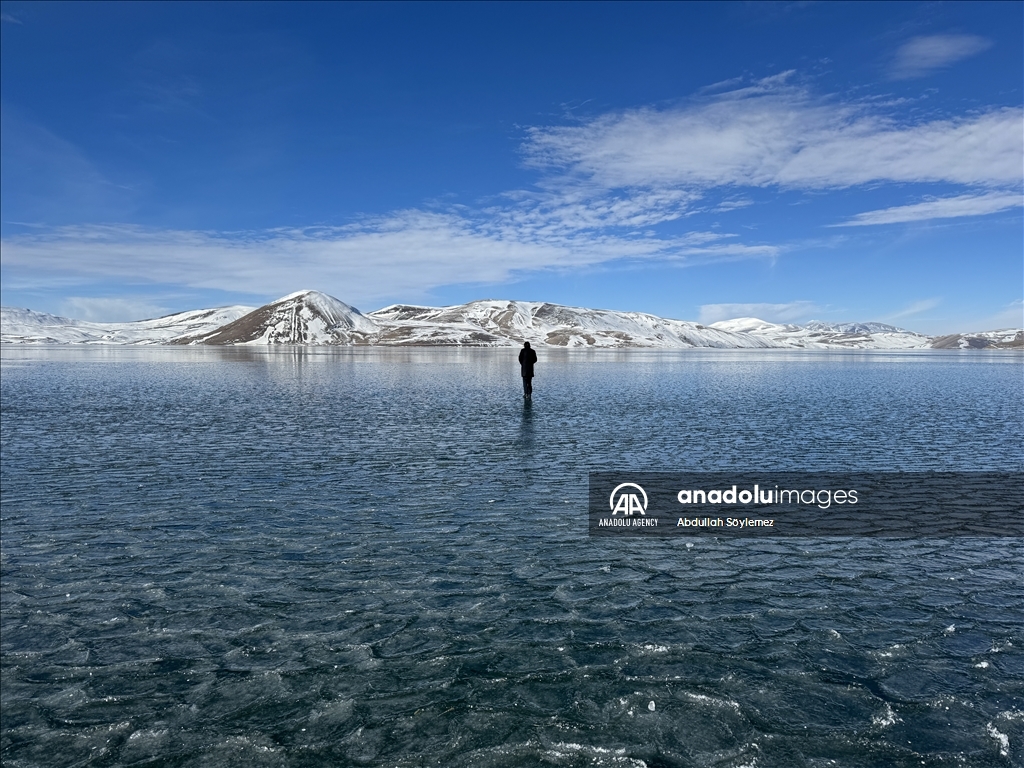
2;346;1022;766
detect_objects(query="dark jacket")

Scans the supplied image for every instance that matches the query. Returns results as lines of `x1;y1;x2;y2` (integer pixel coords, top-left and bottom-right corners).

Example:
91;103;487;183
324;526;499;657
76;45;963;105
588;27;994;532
519;347;538;377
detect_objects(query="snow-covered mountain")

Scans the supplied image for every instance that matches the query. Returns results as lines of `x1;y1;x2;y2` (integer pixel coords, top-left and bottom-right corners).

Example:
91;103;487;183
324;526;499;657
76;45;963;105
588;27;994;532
174;290;377;345
930;329;1024;349
710;317;933;350
0;305;255;345
368;300;773;348
2;291;1019;350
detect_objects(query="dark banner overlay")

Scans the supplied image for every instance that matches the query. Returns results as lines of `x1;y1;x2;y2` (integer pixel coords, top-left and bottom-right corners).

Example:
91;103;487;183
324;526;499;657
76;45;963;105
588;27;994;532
589;473;1023;537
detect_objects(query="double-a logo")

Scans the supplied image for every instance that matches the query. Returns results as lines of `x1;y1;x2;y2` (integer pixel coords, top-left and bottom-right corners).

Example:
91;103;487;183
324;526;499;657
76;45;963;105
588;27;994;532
610;482;648;516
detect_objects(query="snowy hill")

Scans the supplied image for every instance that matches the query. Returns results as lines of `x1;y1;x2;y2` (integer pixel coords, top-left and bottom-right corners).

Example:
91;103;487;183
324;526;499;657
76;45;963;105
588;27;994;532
368;300;772;348
930;329;1024;349
2;291;1019;350
710;317;932;349
174;290;378;345
0;305;255;345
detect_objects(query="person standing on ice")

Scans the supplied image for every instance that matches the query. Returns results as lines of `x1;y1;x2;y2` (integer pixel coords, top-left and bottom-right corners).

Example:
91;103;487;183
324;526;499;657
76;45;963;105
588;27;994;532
518;341;537;398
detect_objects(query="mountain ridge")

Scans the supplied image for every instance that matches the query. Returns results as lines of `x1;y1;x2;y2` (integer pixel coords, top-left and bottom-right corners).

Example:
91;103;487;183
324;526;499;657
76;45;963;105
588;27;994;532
0;305;256;345
2;290;1021;349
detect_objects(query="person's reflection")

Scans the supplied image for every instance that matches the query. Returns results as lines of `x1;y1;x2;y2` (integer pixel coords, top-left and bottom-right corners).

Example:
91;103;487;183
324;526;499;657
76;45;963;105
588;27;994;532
518;394;534;451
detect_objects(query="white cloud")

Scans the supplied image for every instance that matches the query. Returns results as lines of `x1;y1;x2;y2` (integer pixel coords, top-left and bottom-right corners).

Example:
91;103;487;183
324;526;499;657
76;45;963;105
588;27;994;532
523;81;1022;191
3;74;1019;310
698;301;821;324
1;215;774;308
889;34;993;80
886;298;941;321
61;297;170;323
490;186;699;236
712;198;754;212
835;192;1023;226
2;216;554;308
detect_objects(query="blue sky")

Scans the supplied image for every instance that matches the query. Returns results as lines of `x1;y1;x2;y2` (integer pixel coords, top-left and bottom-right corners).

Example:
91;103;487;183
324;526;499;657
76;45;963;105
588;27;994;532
1;1;1021;334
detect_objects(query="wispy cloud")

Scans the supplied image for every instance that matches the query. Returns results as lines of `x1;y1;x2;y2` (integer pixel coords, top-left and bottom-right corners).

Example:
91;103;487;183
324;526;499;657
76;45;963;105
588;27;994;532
698;301;821;324
61;297;171;323
889;34;992;80
1;216;775;308
712;198;755;212
1;13;23;25
487;186;700;238
834;192;1023;226
0;108;137;222
3;74;1020;308
523;78;1021;190
886;298;941;321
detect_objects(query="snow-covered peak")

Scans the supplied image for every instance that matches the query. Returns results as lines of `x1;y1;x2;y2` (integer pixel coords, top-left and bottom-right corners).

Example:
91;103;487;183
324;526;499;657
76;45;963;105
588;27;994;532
267;290;377;333
803;320;915;335
368;304;438;322
1;307;83;329
180;290;379;345
710;315;932;349
710;317;795;335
